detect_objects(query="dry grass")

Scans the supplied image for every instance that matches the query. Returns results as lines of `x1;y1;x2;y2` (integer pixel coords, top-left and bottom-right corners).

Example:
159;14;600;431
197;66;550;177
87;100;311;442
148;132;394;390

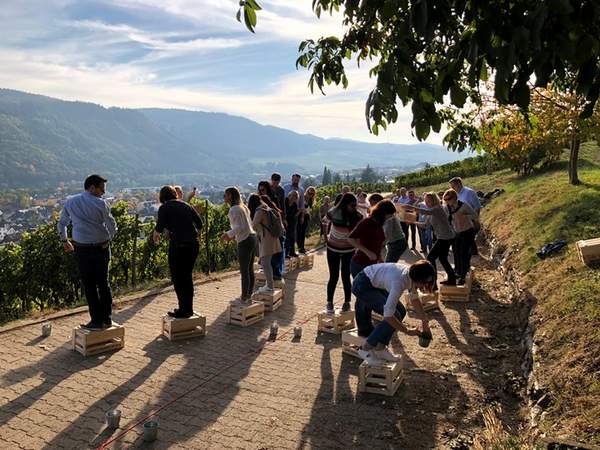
473;406;533;450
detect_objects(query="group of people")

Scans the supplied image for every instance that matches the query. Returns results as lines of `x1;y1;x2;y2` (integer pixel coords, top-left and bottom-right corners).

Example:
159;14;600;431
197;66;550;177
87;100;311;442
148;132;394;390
57;173;481;368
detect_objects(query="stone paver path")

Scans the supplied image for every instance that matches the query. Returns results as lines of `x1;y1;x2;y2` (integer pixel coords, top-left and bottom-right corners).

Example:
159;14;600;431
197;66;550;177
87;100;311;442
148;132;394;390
0;247;524;449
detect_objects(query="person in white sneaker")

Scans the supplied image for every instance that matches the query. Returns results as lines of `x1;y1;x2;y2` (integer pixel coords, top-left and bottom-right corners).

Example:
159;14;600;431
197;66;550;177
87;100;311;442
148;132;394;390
248;194;284;293
352;260;435;364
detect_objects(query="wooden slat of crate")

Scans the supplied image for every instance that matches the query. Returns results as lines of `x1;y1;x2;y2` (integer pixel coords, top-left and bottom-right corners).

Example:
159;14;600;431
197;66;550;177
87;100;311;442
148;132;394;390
299;254;314;268
342;328;365;358
273;279;285;289
72;324;124;357
317;310;355;334
358;360;404;396
405;292;440;312
576;238;600;265
252;289;283;311
162;314;206;341
228;302;265;327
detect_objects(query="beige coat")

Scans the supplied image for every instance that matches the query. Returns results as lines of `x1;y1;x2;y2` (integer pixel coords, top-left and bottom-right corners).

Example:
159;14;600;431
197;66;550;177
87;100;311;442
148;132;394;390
252;206;283;257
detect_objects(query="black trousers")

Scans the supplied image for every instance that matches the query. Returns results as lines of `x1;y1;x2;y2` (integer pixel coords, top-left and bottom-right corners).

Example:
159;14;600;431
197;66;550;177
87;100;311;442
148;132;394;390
455;228;476;279
427;238;455;287
285;217;298;255
168;241;199;314
296;213;309;252
326;249;353;303
400;222;417;249
74;245;113;324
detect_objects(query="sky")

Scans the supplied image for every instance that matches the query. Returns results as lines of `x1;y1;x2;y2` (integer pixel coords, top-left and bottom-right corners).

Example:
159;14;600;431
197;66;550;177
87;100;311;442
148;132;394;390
0;0;444;145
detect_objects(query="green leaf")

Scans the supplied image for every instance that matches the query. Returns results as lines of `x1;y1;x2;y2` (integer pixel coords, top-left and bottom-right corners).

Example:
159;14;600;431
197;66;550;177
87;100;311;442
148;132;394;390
244;6;257;33
420;88;434;104
450;85;467;108
245;0;262;10
415;120;430;140
480;60;488;82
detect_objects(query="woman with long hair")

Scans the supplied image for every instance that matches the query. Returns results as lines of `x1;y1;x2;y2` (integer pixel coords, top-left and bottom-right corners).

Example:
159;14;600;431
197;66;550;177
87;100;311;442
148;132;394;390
153;185;203;318
323;193;363;313
247;194;283;293
259;195;286;282
401;192;456;287
221;187;257;303
297;186;316;254
348;200;397;277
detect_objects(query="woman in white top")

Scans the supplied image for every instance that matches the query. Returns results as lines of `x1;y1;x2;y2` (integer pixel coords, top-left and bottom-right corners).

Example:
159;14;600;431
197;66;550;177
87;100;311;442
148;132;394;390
356;191;370;218
222;187;257;303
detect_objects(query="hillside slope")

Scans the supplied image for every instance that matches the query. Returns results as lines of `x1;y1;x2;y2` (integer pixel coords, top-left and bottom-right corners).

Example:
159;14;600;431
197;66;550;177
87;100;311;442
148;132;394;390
416;145;600;444
0;89;462;188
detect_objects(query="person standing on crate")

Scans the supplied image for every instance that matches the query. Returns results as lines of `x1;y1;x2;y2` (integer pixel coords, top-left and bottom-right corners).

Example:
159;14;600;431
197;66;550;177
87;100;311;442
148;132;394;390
283;173;305;256
443;189;479;285
153;185;203;318
449;177;482;255
269;173;286;279
323;193;363;314
58;174;117;330
247;194;284;294
297;186;316;254
222;186;257;304
352;260;434;365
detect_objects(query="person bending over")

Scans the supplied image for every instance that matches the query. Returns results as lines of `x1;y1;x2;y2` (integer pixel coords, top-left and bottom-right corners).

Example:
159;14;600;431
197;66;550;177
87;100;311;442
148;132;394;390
352;260;434;364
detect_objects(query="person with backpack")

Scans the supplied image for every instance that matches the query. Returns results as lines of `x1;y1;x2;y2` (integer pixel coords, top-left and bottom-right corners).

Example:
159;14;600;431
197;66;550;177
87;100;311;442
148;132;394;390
248;194;284;293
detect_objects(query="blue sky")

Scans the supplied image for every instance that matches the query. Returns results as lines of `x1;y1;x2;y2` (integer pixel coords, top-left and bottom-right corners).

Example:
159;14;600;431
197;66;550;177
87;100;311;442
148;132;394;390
0;0;444;144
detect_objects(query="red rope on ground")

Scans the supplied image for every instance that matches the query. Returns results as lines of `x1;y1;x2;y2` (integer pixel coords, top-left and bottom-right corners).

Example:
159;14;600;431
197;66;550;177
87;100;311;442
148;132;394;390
96;310;320;449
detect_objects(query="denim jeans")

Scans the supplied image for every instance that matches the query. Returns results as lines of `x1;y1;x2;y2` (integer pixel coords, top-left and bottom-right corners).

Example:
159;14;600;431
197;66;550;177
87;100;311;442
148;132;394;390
350;259;365;278
352;271;407;347
271;236;285;279
74;244;113;324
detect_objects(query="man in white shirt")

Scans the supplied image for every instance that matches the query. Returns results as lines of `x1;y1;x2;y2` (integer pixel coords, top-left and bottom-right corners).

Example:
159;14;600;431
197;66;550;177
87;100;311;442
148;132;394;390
351;260;434;364
449;177;481;215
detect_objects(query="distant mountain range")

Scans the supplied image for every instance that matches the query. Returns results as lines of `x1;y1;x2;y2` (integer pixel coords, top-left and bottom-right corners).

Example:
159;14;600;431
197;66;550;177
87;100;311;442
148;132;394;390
0;89;464;188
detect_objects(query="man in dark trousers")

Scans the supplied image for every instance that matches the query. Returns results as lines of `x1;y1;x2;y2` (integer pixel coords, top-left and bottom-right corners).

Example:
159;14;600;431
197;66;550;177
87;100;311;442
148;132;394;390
58;174;117;330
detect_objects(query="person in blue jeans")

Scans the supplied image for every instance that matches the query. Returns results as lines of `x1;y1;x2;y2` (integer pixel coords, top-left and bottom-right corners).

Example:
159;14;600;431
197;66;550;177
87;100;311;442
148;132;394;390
351;260;435;364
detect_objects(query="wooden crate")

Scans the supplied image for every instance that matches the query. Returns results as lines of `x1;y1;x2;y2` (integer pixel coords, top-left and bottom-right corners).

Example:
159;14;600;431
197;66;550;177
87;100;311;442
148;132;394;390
72;323;124;357
255;271;266;287
358;360;404;396
317;309;355;334
395;207;417;223
404;292;440;312
228;301;265;327
341;328;365;358
299;254;314;268
273;279;285;289
576;238;600;265
252;289;283;311
162;314;206;341
439;272;473;303
285;257;299;272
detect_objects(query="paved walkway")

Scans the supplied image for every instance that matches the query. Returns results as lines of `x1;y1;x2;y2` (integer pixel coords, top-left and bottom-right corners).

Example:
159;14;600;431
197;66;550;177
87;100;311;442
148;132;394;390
0;247;523;449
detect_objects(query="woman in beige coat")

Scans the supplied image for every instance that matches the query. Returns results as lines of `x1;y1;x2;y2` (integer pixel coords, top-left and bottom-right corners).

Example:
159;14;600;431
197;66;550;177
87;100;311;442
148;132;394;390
248;194;283;293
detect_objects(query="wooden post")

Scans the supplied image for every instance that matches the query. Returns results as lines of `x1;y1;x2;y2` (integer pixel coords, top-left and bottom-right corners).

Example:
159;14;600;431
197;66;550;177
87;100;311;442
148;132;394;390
204;199;210;274
131;214;138;287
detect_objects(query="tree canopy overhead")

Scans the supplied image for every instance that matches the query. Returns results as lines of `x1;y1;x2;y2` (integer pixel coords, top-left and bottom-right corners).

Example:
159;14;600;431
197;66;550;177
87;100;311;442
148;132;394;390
238;0;600;142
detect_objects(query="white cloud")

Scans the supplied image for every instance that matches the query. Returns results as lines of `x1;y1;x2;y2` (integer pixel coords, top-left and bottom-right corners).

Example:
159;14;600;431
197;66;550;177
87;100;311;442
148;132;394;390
0;1;448;145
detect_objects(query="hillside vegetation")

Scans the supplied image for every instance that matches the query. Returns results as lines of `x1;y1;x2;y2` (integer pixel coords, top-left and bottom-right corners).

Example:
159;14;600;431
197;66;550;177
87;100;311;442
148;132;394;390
411;143;600;444
0;89;461;188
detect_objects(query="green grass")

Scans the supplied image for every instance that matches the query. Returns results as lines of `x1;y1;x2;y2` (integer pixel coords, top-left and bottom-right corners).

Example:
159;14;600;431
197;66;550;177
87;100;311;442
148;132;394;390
416;143;600;444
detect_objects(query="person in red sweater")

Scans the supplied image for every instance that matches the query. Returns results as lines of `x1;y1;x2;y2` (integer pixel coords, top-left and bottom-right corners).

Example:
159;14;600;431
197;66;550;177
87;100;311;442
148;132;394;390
348;200;397;277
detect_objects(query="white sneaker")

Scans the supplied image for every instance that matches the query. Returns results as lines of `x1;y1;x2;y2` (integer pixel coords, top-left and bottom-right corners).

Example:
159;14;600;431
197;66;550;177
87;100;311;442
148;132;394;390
373;347;401;362
257;285;274;294
357;348;384;366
